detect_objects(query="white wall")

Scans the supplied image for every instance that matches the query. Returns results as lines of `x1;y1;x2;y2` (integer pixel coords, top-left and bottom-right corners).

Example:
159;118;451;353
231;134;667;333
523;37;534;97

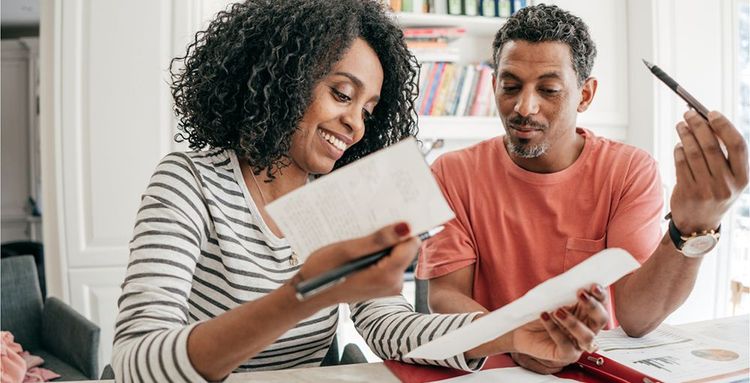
40;0;200;370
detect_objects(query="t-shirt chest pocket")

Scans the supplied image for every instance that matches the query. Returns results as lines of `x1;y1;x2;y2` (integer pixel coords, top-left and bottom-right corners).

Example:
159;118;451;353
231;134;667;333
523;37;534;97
564;236;606;271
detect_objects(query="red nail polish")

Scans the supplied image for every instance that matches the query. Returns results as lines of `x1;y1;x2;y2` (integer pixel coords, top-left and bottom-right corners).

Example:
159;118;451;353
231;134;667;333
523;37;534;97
395;222;410;236
555;309;567;320
579;292;588;301
541;312;551;321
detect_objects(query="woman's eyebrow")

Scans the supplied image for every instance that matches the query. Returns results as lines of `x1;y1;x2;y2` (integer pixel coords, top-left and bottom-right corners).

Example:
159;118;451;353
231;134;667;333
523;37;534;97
332;71;380;102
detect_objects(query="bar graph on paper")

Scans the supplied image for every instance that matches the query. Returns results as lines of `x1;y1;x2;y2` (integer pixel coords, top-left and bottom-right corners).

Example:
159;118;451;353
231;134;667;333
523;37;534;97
632;356;680;373
598;321;749;382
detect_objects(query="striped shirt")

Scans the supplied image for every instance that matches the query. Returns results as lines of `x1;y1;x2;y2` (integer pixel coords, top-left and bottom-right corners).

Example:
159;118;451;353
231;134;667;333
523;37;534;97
112;149;483;382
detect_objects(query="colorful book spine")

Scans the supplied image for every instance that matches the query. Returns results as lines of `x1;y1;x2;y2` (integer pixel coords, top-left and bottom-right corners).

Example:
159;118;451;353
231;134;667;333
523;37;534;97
469;65;492;116
422;63;446;115
445;65;467;115
480;0;498;17
464;0;479;16
412;0;426;13
431;64;455;115
454;65;476;116
498;0;511;17
419;63;440;114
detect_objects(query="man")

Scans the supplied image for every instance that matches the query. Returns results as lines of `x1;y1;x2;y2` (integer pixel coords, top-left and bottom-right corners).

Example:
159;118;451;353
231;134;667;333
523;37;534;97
417;3;749;374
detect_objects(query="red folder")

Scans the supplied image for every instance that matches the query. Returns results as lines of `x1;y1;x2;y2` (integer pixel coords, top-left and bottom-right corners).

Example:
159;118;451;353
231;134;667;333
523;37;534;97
384;354;622;383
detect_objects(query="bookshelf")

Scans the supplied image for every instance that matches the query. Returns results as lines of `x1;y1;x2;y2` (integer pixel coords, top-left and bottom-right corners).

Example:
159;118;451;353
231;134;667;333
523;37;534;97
394;13;505;143
395;13;506;36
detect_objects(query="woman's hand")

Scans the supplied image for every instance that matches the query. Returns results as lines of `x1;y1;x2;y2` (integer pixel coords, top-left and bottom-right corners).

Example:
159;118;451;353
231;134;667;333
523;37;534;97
510;284;609;374
296;222;419;305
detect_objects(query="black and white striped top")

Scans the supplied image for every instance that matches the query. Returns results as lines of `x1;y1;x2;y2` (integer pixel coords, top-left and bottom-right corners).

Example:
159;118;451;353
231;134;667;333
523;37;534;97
112;149;482;382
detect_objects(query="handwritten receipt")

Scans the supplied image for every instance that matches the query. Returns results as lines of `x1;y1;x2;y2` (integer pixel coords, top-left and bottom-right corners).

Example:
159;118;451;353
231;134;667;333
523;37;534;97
266;137;455;262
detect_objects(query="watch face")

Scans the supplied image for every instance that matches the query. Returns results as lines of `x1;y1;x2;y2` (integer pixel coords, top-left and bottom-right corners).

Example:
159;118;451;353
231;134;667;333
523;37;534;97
683;236;718;257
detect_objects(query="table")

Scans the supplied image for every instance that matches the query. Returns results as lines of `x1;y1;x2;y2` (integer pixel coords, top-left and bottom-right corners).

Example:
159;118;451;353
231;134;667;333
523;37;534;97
226;362;398;383
72;315;749;383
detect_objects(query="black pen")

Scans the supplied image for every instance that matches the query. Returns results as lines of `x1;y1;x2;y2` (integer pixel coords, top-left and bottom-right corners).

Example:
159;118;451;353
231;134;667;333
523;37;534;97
294;226;445;300
642;59;709;120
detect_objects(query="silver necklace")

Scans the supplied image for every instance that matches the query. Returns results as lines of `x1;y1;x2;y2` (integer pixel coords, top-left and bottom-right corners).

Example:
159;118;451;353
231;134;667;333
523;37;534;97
250;170;298;266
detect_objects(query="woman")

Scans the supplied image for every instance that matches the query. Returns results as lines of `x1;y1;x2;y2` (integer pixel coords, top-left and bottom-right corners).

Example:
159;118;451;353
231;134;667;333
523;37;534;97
112;1;609;381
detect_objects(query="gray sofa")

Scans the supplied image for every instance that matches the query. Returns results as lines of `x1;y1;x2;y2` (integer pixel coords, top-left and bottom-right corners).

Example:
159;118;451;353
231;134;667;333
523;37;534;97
1;255;100;380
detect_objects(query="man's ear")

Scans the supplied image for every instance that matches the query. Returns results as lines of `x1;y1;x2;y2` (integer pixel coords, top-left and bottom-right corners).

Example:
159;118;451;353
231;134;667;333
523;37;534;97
577;77;598;112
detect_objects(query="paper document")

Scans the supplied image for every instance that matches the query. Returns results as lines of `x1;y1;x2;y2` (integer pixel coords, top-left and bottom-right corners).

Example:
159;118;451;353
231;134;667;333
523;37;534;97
436;367;578;382
598;316;749;383
266;137;454;262
675;314;749;347
405;249;640;360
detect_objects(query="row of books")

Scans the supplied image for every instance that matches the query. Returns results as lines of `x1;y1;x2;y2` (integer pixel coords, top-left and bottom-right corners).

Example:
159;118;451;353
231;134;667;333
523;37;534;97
404;27;465;62
388;0;530;17
416;63;498;117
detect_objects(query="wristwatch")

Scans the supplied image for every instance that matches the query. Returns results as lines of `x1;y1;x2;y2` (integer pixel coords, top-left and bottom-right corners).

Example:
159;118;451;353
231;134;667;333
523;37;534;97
666;213;721;258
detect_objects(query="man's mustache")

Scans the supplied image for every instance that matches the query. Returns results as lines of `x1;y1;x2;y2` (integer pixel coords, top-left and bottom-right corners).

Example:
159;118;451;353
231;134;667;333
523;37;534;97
508;115;547;130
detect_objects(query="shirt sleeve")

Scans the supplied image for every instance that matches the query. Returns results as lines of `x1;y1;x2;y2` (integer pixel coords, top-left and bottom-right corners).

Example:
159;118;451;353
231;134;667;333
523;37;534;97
416;155;478;280
349;296;486;372
111;153;209;383
607;149;664;263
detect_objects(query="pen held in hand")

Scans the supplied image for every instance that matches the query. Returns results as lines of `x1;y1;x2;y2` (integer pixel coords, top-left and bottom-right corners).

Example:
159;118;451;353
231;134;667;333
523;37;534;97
642;59;709;120
294;225;445;300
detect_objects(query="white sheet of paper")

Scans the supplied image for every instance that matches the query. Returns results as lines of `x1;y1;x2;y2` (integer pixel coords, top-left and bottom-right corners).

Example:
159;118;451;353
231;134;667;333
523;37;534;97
266;137;454;261
597;317;750;383
405;248;640;360
435;367;578;383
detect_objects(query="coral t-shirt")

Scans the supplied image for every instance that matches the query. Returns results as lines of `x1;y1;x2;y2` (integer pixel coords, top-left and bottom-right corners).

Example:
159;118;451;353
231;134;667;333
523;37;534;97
417;129;663;320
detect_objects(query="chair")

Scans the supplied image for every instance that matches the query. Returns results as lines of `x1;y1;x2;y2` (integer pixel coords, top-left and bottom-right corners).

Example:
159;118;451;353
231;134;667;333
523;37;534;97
1;240;46;298
406;255;431;314
1;256;100;381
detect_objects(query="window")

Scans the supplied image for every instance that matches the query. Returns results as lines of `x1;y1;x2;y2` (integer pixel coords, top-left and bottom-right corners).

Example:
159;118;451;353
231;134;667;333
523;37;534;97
723;0;750;316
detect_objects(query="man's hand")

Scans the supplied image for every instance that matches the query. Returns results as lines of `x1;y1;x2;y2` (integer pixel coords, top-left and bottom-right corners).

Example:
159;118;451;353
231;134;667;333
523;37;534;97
670;110;749;234
511;284;609;374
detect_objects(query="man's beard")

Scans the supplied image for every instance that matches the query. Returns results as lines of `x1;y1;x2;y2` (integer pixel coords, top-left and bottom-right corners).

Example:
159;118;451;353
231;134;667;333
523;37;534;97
504;115;549;158
505;137;550;158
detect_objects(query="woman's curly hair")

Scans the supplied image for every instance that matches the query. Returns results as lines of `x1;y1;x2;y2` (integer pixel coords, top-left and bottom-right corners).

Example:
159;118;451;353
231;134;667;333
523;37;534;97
492;3;597;86
170;0;419;177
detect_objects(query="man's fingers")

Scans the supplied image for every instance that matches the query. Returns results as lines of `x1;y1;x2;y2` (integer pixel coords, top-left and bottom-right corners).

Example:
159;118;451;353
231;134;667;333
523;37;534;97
676;119;711;181
674;142;693;185
707;111;750;185
685;111;728;180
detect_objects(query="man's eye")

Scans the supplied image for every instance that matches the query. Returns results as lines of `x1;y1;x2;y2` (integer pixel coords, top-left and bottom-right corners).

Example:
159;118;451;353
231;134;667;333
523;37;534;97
502;86;520;93
541;88;560;95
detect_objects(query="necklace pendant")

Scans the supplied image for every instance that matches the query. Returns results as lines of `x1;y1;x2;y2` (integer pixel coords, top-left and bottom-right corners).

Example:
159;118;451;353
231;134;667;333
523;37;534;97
289;251;299;266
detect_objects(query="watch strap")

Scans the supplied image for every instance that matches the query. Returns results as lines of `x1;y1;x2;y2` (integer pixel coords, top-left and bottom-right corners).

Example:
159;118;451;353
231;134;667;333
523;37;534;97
667;219;686;250
665;212;721;252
